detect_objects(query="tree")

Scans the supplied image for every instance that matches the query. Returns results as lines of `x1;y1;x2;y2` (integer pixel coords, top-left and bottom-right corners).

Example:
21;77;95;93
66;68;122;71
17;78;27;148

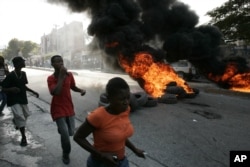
4;39;20;60
207;0;250;43
21;41;40;58
2;39;39;61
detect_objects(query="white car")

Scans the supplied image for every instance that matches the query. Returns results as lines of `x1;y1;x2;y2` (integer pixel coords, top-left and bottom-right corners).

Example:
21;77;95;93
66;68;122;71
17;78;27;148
170;60;198;81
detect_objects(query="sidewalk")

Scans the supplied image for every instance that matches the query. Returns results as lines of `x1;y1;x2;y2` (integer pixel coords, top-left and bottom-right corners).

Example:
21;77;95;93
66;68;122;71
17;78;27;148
0;95;161;167
0;95;88;167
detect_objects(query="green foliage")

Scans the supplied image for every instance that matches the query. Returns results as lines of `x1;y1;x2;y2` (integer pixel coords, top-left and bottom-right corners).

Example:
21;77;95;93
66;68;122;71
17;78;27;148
207;0;250;43
2;39;40;61
3;39;20;60
21;41;39;58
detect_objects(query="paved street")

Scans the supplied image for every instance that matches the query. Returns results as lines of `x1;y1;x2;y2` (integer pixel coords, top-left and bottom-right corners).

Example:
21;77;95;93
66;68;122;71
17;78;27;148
0;94;170;167
0;69;250;167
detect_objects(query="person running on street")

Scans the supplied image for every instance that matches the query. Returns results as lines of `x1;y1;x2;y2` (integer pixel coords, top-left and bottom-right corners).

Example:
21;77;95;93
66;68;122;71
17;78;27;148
47;55;86;165
2;56;39;146
74;77;146;167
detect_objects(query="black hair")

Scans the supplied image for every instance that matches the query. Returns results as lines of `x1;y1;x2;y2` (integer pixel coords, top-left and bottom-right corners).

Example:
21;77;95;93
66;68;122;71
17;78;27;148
51;55;62;63
12;56;25;68
106;77;129;97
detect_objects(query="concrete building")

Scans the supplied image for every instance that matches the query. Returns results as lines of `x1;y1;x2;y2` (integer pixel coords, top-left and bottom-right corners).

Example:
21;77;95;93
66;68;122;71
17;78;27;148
40;21;85;67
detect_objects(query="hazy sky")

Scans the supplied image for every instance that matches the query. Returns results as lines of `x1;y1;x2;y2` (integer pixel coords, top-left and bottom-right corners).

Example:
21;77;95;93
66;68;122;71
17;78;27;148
0;0;228;48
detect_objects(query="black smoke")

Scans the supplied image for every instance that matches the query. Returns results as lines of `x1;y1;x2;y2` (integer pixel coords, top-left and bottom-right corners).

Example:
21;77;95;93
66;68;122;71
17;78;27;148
47;0;249;81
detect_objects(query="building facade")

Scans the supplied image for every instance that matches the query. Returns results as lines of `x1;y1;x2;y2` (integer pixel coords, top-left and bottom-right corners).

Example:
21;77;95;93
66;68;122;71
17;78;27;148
40;21;85;67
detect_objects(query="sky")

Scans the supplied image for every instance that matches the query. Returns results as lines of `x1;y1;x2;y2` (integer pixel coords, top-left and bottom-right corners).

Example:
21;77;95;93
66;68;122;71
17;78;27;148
0;0;228;49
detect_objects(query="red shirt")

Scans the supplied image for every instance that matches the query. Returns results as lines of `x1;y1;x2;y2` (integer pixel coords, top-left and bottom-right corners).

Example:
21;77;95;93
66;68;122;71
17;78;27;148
47;72;75;120
87;106;134;159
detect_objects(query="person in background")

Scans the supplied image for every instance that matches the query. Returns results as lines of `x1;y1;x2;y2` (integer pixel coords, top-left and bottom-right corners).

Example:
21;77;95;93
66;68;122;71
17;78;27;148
0;56;9;116
47;55;86;165
74;77;146;167
2;56;39;146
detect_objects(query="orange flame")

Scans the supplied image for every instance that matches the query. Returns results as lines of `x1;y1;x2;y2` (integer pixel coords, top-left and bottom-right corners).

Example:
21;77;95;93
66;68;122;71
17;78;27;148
119;52;193;97
208;63;250;93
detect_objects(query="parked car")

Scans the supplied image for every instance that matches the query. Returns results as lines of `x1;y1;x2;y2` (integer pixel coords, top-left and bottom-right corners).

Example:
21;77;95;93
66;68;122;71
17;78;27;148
170;60;198;81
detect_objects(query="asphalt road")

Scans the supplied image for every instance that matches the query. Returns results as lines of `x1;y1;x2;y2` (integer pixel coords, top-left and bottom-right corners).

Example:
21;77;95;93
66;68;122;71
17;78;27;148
0;68;249;167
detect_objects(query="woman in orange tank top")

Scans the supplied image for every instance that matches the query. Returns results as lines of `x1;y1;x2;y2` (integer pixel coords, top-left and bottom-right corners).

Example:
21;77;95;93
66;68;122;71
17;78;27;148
74;77;146;167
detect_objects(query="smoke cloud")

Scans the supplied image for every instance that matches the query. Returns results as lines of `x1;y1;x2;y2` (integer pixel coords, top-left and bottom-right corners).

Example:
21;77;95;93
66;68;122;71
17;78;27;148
47;0;249;82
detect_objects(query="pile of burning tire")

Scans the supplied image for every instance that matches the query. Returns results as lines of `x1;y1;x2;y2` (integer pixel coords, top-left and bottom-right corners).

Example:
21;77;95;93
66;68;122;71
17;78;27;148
98;82;199;112
98;92;157;112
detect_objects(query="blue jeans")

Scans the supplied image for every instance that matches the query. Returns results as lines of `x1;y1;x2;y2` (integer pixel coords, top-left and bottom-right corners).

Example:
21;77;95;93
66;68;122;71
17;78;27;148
87;155;129;167
0;92;7;113
55;116;75;154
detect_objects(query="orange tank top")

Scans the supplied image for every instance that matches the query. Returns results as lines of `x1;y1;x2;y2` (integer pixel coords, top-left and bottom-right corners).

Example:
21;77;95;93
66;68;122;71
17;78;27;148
87;106;134;159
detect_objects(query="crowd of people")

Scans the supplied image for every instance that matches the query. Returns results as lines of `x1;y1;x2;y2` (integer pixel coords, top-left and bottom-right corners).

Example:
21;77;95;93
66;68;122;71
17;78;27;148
0;55;146;166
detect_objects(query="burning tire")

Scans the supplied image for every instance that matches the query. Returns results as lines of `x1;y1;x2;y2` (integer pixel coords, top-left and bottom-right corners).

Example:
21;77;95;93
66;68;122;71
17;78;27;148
192;88;200;95
129;93;139;112
98;100;109;107
166;86;186;98
98;93;109;107
158;94;178;104
133;92;148;106
184;88;200;98
167;81;177;86
143;96;158;107
100;93;109;103
184;92;196;98
98;92;140;112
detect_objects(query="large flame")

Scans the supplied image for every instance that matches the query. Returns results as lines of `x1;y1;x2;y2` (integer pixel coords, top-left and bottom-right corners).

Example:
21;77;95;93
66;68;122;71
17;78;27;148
208;63;250;93
119;52;193;97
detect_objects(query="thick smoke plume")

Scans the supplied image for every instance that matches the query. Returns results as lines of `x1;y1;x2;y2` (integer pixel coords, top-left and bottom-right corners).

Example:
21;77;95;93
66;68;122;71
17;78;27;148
48;0;249;88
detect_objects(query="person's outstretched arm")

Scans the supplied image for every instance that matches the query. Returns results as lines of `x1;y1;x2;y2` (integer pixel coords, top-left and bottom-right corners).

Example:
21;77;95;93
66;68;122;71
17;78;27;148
71;85;86;96
125;139;146;158
69;72;86;96
25;86;39;98
74;120;99;155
